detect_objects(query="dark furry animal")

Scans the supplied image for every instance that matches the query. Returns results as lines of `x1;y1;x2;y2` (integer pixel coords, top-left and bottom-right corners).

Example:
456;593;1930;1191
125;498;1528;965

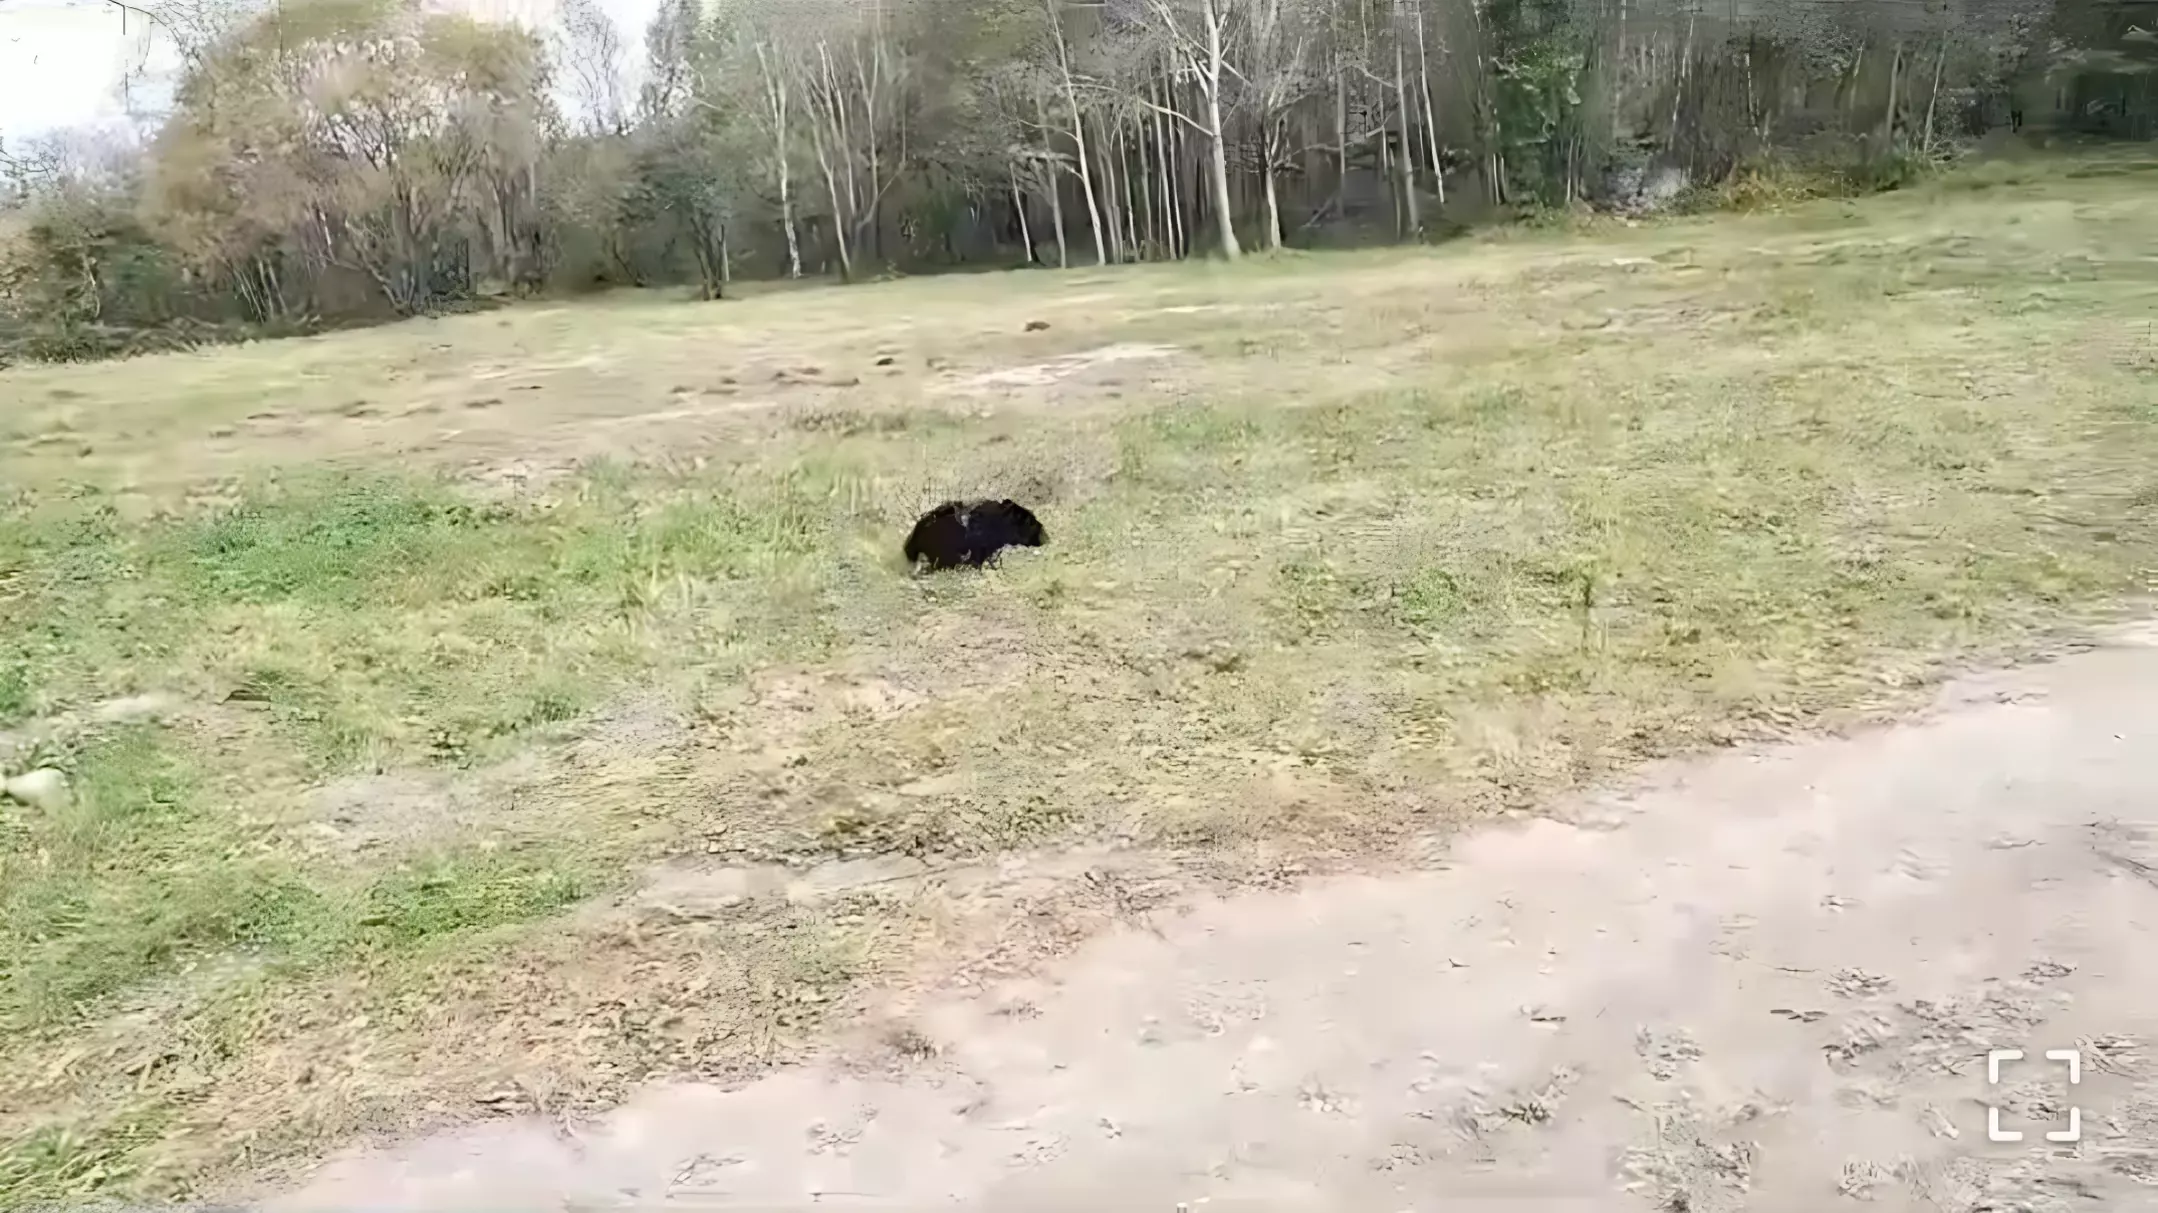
903;499;1047;572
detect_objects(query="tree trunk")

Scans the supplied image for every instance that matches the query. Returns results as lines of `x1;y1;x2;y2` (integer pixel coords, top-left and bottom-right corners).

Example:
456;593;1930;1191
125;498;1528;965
1842;42;1866;126
1067;93;1109;266
691;233;716;300
1048;178;1070;267
1332;54;1350;218
854;26;889;265
807;118;855;282
1377;84;1398;228
756;43;803;280
1414;3;1445;209
1034;96;1071;269
1116;122;1141;259
1669;9;1695;147
1202;107;1240;256
1262;129;1285;251
1884;39;1906;143
1136;114;1159;258
1156;80;1184;257
1047;0;1108;266
818;44;863;249
1012;168;1036;263
1921;36;1947;154
1100;118;1124;262
1047;169;1070;268
1460;0;1503;205
1395;35;1421;233
1742;31;1762;139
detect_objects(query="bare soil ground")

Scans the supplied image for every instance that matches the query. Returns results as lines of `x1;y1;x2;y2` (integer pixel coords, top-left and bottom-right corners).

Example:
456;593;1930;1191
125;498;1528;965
3;150;2158;1203
272;623;2158;1213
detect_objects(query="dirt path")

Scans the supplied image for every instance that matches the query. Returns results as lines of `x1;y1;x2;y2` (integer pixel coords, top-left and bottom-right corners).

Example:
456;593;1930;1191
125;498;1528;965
268;629;2158;1213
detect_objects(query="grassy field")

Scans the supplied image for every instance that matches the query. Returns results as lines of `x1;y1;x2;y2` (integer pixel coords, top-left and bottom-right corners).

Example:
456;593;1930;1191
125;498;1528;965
4;150;2158;1202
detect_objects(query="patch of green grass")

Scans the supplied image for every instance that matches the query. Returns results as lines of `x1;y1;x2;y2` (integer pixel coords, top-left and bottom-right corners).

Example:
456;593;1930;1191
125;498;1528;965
355;849;592;948
1393;566;1475;632
0;467;850;769
0;1104;176;1207
170;484;524;607
0;660;32;724
0;726;330;1030
1;720;609;1039
0;473;829;1031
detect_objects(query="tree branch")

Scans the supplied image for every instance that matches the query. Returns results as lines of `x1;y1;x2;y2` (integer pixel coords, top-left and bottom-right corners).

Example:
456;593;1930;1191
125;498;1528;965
1128;90;1210;136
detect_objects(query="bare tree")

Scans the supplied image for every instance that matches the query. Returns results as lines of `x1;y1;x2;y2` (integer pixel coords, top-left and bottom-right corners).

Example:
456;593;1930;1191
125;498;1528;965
747;38;807;278
1140;0;1242;259
554;0;630;135
1044;0;1111;264
696;0;808;279
984;60;1070;265
790;2;906;280
639;0;701;123
1240;0;1324;248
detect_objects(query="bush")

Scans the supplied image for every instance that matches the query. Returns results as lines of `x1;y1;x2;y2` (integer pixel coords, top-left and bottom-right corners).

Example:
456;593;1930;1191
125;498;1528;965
1699;139;1939;213
0;184;323;365
0;185;187;362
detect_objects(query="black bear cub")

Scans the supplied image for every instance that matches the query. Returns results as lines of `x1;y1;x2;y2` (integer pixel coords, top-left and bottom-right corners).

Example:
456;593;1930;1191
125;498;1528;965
903;499;1047;572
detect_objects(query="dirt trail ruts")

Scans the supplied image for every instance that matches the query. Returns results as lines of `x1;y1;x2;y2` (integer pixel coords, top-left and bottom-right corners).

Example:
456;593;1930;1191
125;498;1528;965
268;629;2158;1212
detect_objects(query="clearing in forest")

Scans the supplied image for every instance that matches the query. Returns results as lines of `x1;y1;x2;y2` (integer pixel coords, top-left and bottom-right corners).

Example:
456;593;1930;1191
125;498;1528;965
2;152;2157;1203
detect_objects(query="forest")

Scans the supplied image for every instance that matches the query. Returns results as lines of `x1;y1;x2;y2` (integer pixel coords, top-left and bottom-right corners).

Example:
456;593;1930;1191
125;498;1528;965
0;0;2152;361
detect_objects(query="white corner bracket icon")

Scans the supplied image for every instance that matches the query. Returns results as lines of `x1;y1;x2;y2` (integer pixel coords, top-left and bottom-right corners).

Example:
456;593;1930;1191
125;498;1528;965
1985;1048;2083;1144
2044;1049;2083;1143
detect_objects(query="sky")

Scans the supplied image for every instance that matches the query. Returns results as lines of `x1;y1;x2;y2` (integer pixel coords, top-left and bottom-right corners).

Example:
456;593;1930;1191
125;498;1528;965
0;0;662;146
0;0;163;141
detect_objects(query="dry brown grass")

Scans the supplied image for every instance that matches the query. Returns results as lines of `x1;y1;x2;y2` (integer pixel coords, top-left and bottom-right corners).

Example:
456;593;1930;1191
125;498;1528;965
5;150;2158;1203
